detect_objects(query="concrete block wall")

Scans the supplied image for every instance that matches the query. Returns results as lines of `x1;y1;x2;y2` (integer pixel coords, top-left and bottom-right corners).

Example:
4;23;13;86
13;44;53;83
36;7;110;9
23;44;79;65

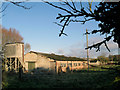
24;52;56;72
36;55;51;70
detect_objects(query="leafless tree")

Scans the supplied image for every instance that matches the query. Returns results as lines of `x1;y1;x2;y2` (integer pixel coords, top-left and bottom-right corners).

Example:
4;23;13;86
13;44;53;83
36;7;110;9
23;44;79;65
0;0;32;54
1;26;31;53
0;0;32;18
24;43;31;54
43;0;120;53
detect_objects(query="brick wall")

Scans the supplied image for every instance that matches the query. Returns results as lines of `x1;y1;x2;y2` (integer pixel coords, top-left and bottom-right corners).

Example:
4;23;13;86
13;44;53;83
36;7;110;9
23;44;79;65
56;61;88;72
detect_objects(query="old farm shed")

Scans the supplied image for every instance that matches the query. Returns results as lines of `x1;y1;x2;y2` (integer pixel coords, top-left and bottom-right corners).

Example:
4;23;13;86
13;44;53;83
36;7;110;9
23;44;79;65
24;51;88;73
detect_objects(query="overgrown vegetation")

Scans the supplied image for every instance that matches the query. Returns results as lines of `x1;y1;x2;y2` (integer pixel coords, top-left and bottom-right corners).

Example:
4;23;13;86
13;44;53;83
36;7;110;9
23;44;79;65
96;55;120;64
2;65;120;89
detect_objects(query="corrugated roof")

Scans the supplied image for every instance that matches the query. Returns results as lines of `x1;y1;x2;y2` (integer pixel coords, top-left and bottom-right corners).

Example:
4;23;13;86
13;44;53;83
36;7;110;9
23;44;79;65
29;51;87;61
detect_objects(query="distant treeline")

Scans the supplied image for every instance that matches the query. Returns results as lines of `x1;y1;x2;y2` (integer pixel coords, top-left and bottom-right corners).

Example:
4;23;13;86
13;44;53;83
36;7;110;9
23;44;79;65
108;55;120;61
97;55;120;63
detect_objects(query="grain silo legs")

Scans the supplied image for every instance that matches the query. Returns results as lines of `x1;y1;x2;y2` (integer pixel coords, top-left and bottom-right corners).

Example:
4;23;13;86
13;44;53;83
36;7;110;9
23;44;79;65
15;58;17;71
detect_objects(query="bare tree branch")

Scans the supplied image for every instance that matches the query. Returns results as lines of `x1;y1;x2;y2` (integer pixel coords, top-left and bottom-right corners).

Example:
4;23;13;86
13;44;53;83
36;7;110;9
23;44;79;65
42;0;73;15
85;35;113;52
104;41;110;52
9;1;32;9
70;17;94;24
43;1;120;52
0;0;32;14
0;3;10;13
43;1;95;37
71;0;76;10
59;16;70;36
64;0;80;13
54;22;63;27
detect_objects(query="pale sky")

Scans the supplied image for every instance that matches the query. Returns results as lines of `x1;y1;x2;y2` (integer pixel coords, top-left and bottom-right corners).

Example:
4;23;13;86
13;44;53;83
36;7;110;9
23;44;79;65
2;2;118;58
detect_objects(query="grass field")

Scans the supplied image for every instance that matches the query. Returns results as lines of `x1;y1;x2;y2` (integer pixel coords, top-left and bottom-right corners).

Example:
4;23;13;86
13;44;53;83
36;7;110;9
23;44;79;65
2;65;120;89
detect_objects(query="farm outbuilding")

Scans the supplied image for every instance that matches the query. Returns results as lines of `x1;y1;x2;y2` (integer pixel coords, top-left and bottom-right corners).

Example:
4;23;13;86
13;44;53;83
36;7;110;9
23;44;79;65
24;51;56;73
24;51;88;73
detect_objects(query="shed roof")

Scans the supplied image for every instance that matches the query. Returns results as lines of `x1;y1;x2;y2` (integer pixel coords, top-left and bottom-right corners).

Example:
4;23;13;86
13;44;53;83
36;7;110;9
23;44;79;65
29;51;87;61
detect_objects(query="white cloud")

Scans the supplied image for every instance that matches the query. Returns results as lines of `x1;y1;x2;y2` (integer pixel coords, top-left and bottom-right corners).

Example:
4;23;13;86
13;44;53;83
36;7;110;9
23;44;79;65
56;36;119;58
57;49;65;55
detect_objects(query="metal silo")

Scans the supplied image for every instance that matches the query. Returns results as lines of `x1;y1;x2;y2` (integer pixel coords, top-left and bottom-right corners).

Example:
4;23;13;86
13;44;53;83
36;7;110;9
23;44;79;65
4;42;25;72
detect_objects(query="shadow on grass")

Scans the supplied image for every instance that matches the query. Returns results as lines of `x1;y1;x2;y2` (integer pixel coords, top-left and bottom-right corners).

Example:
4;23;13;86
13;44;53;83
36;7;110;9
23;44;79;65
2;67;120;89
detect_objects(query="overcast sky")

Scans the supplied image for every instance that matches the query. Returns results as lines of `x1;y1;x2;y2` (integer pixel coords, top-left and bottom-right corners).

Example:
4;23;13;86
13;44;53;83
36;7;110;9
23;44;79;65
2;2;118;58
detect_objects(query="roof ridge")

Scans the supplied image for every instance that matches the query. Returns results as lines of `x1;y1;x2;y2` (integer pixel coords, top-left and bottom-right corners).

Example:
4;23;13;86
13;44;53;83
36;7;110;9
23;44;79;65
29;51;87;61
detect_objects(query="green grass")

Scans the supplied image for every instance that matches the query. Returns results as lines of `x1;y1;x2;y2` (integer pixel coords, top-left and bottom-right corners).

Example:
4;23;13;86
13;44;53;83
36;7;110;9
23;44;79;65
2;65;120;88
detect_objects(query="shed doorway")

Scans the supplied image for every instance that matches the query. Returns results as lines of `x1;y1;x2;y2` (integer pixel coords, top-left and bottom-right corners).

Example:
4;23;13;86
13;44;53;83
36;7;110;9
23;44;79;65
28;62;35;70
